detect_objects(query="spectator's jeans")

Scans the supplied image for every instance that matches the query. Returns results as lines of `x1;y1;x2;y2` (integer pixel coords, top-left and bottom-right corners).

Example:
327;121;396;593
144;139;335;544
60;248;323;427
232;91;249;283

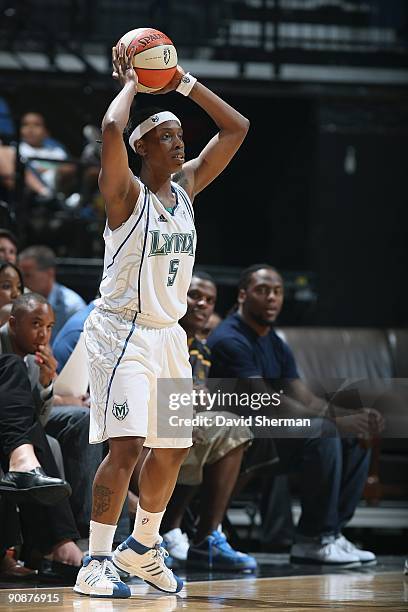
274;418;371;539
45;406;129;541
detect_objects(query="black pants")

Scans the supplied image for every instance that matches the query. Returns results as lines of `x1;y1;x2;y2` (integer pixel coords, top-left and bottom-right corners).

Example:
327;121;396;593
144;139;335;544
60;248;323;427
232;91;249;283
0;354;36;458
45;407;130;541
0;354;80;554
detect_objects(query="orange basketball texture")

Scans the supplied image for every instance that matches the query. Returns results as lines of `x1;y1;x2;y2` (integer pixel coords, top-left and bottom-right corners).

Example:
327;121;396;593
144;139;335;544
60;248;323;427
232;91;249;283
117;28;178;93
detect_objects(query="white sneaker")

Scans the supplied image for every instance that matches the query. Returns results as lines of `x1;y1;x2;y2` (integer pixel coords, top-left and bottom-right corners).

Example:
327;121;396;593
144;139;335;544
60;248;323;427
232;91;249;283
113;536;183;594
162;528;189;562
335;534;377;565
74;555;131;598
290;538;361;567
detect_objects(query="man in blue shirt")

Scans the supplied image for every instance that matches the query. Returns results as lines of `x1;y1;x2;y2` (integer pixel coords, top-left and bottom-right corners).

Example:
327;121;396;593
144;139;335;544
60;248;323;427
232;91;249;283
53;301;96;373
18;245;86;342
208;264;381;567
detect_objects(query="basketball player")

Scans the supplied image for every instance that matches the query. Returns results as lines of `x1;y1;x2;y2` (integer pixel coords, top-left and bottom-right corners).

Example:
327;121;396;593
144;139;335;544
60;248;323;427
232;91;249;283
74;44;249;598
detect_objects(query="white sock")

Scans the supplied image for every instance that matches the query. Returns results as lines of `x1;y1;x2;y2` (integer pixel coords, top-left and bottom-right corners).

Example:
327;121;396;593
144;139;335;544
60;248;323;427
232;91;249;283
89;520;117;556
132;505;165;548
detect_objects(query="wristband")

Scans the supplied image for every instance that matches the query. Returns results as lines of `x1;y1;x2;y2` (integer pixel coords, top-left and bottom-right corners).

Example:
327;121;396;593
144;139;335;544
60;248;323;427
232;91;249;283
176;73;197;96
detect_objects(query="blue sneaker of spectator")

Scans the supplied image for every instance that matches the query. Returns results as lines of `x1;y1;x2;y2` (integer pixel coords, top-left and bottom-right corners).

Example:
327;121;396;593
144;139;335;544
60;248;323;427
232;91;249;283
187;530;257;572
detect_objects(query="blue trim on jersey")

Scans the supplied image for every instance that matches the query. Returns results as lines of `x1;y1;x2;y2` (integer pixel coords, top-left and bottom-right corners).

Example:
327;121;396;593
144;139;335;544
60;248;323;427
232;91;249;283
175;185;194;221
102;311;138;438
105;186;148;271
170;184;179;216
137;190;150;313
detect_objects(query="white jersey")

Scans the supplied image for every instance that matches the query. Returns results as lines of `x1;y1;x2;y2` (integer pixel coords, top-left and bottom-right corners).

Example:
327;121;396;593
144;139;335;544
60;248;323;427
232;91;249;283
96;178;196;326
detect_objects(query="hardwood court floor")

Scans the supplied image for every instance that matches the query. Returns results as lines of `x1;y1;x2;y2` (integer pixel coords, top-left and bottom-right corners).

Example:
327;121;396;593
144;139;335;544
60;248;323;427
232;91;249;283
1;572;407;611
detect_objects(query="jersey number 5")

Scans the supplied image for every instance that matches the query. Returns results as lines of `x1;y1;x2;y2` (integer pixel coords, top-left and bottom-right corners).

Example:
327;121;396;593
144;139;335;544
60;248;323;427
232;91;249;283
167;259;180;286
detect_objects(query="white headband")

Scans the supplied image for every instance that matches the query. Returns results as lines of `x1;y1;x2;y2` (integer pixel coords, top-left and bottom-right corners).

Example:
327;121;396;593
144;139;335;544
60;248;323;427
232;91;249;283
129;111;181;152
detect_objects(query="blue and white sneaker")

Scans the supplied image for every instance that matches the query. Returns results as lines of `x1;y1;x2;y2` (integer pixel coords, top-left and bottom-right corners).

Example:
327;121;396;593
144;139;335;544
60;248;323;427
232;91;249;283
113;536;183;594
187;530;257;572
74;555;131;598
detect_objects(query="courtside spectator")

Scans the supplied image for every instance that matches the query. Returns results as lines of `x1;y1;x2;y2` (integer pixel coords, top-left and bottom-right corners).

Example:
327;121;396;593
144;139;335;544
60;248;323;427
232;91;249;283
0;353;80;575
208;264;382;567
2;292;103;540
18;245;86;340
0;353;70;505
160;272;256;571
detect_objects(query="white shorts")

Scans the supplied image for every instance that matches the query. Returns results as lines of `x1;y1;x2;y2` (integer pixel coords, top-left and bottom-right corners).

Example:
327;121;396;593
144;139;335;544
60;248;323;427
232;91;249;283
84;307;193;448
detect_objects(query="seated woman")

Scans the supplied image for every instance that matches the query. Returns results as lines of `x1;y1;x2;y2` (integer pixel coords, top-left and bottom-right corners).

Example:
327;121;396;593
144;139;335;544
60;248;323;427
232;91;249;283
0;259;23;325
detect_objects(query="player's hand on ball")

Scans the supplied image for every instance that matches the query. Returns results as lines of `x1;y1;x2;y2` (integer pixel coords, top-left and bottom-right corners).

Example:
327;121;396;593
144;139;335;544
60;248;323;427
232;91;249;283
150;65;185;95
112;43;138;92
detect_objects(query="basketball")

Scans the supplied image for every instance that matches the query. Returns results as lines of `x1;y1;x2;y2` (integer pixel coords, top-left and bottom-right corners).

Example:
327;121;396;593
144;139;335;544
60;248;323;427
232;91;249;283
117;27;178;93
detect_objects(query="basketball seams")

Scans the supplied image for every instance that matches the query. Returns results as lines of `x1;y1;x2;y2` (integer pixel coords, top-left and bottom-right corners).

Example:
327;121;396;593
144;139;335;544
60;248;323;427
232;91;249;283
119;28;173;53
118;27;178;93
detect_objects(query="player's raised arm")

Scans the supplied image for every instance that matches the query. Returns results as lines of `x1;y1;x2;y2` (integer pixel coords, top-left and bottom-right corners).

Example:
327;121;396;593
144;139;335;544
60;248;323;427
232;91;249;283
99;44;141;229
157;67;250;200
185;79;250;198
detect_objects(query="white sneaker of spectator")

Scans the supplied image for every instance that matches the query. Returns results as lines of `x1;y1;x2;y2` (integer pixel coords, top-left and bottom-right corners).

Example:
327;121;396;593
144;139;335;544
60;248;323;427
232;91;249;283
335;534;377;565
290;536;361;567
162;528;189;562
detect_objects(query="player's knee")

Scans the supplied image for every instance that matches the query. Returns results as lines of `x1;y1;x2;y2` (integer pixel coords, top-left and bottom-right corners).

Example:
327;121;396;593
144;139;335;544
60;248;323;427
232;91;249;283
152;446;190;466
174;447;190;463
108;437;145;469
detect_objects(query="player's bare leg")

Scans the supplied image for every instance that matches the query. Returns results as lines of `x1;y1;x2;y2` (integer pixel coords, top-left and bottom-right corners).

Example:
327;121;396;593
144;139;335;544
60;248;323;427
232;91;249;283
74;437;145;598
112;447;189;593
90;437;145;525
138;447;190;512
161;484;198;533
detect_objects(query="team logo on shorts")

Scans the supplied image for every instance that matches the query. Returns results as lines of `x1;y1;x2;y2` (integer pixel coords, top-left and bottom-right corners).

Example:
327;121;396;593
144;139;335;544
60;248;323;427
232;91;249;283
112;401;129;421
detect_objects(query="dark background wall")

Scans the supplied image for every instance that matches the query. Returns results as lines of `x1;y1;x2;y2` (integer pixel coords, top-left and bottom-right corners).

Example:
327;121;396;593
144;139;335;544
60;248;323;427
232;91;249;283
310;99;408;326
